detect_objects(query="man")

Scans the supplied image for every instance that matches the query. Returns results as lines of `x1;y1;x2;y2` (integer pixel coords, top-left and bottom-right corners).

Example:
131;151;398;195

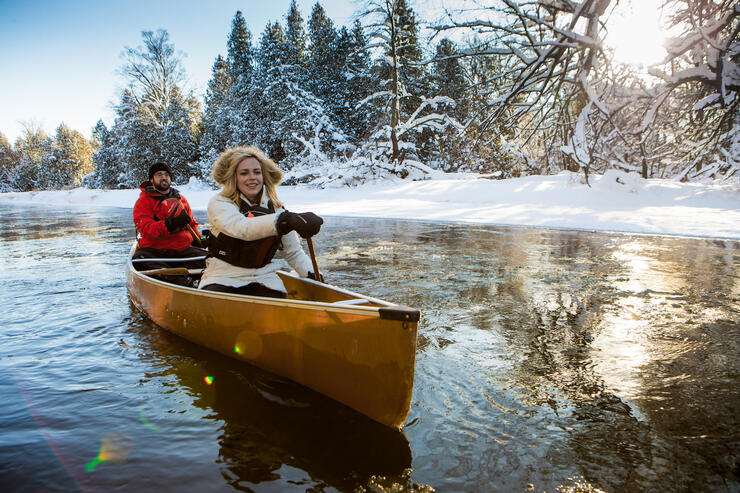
132;162;204;285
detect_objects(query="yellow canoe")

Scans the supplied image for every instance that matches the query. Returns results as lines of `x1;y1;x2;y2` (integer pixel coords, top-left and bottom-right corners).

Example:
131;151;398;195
125;246;419;429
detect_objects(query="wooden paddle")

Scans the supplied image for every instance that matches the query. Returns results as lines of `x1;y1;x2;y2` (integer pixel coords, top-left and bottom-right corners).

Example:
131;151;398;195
187;224;203;246
306;237;323;283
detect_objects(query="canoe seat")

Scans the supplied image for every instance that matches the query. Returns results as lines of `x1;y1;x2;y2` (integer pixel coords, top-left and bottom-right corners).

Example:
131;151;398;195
333;298;370;306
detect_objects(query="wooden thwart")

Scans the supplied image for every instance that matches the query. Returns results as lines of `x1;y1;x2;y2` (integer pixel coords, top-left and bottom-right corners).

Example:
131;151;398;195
131;256;206;264
139;267;204;276
332;298;370;305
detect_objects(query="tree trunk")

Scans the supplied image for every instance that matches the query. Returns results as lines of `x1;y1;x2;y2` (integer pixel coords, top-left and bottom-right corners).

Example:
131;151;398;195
389;0;402;163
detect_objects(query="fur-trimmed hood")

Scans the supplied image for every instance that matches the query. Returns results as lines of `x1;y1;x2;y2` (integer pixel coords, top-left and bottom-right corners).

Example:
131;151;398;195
210;146;283;187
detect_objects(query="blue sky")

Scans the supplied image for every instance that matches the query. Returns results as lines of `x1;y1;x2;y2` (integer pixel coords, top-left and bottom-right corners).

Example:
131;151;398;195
0;0;357;143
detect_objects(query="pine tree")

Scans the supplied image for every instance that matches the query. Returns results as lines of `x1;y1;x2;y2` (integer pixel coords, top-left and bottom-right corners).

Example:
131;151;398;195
206;55;233;110
0;131;20;191
234;19;346;167
39;123;95;189
308;3;335;66
113;89;161;185
285;0;308;69
258;21;290;70
306;3;344;130
418;38;472;170
432;39;467;121
89;120;120;188
227;11;254;81
200;54;234;154
160;88;201;179
393;0;425;103
224;10;256;149
307;1;337;96
200;10;255;167
305;5;376;145
368;0;418;161
12;125;51;191
338;20;378;141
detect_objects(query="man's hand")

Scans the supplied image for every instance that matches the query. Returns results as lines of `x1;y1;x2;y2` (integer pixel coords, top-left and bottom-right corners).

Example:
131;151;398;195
164;210;191;233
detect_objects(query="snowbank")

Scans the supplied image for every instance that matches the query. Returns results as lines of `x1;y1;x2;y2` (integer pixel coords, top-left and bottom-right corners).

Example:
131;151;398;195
1;171;738;239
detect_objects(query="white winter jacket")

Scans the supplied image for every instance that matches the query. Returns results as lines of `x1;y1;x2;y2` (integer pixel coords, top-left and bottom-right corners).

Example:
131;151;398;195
198;191;313;293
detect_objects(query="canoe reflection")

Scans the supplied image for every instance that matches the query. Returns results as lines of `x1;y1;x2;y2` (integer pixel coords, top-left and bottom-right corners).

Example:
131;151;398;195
134;314;413;491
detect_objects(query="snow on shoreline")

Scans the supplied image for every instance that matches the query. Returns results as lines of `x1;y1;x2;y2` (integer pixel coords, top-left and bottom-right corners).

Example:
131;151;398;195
1;171;738;240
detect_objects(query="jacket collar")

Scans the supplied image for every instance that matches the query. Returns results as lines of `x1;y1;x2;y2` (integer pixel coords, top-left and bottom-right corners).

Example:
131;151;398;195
239;186;268;208
141;180;180;199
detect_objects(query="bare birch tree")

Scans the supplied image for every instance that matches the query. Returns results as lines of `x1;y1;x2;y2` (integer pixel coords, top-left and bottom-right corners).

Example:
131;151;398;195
434;0;614;180
645;0;739;179
434;0;738;181
119;30;194;126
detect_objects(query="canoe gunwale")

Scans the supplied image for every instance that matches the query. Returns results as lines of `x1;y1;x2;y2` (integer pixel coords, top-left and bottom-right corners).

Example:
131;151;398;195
125;243;420;322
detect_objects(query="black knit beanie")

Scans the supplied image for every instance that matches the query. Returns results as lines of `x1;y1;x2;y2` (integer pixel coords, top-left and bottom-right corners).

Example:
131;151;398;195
148;162;172;180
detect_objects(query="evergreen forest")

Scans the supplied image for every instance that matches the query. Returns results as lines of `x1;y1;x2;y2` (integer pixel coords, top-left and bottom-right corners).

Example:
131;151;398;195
1;0;737;192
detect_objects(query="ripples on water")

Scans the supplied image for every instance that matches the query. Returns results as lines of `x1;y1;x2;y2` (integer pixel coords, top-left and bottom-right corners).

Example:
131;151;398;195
1;203;738;492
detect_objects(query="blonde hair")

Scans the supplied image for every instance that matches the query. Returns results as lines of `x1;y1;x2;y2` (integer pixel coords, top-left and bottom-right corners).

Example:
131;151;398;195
211;146;284;209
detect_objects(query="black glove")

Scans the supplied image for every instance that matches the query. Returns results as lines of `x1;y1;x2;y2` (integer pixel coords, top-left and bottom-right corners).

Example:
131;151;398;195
276;211;323;238
194;229;210;248
307;272;324;282
164;210;191;233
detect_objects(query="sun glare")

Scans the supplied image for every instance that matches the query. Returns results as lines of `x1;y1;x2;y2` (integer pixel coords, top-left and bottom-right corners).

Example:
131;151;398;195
606;0;668;67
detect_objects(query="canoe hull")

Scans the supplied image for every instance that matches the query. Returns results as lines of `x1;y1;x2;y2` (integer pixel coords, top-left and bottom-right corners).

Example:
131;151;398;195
126;259;418;429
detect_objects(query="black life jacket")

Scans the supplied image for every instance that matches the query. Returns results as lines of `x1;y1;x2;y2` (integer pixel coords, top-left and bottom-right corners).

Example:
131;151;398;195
208;200;280;269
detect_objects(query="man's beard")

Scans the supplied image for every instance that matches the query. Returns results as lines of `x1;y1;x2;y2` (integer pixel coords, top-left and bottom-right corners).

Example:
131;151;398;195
153;182;170;193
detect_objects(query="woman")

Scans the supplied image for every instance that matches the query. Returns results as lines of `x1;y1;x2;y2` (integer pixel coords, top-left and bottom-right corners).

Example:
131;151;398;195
199;146;323;297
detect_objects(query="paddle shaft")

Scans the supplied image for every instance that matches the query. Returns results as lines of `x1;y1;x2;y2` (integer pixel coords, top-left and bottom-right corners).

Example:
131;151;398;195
306;237;322;282
187;224;203;245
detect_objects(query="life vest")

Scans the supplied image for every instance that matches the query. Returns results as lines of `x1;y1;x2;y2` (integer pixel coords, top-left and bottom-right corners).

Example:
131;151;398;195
208;200;280;269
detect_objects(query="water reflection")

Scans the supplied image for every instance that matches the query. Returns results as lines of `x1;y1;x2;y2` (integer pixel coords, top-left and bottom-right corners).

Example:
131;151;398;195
1;204;738;492
425;228;740;491
127;312;412;491
330;221;739;491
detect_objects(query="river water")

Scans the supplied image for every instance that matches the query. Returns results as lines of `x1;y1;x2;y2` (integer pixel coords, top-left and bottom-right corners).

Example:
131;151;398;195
1;203;738;492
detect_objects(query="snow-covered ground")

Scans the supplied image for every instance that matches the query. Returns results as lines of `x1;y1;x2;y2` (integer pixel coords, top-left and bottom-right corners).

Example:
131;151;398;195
1;170;738;239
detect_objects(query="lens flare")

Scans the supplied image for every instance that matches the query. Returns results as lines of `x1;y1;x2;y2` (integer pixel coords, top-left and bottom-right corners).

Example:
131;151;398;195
234;330;263;359
139;408;163;433
204;376;214;385
85;432;134;472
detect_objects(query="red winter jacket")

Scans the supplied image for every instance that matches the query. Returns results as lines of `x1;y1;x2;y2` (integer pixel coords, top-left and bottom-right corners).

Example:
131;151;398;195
133;182;198;251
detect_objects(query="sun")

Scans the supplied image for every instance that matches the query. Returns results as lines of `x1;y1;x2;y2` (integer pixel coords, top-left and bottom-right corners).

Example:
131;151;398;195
605;0;669;67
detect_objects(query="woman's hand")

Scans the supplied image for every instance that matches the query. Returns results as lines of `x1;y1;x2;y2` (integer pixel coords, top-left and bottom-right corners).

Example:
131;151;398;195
276;211;323;238
307;272;324;282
